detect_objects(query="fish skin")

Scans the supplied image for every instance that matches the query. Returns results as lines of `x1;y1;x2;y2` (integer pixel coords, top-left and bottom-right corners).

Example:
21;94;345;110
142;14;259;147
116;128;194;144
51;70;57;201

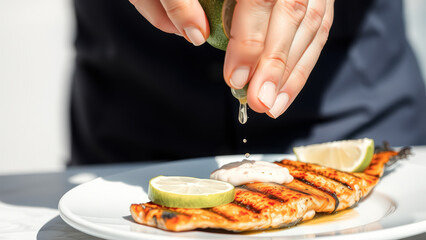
130;149;400;232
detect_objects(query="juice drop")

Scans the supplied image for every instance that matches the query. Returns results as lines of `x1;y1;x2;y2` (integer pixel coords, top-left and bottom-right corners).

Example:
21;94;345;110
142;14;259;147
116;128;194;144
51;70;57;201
243;138;247;143
231;86;248;125
238;102;248;124
245;153;250;158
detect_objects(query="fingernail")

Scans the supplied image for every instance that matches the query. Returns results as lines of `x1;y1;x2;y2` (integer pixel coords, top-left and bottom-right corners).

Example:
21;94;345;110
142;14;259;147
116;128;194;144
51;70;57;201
184;27;205;46
258;81;277;108
269;92;289;118
230;66;250;89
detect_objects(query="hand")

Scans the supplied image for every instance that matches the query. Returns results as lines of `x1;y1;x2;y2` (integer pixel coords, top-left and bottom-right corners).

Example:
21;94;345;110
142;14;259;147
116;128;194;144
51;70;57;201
224;0;335;118
129;0;209;46
130;0;334;119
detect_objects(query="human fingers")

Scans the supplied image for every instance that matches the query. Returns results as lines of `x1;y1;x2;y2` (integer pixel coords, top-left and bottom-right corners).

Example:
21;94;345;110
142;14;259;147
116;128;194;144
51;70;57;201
246;0;311;114
160;0;209;46
268;0;334;118
280;0;326;83
223;0;276;91
130;0;179;34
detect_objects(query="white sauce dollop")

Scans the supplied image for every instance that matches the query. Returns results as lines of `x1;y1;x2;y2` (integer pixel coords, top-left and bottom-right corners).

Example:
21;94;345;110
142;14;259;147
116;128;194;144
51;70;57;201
210;160;293;186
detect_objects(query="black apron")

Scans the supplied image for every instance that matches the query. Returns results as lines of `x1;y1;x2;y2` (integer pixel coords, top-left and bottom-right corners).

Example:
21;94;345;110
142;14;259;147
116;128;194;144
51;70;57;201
69;0;426;165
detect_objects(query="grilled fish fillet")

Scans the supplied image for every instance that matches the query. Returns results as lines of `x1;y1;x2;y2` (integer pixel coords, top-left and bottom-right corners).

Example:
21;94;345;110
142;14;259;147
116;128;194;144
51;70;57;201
130;148;406;232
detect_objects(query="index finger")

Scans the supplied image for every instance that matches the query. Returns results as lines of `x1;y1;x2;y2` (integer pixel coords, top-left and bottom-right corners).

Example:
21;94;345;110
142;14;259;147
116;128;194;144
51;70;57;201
161;0;210;46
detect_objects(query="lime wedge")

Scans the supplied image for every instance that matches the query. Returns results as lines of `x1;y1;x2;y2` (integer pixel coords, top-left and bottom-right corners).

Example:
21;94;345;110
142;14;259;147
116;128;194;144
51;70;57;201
293;138;375;172
199;0;235;50
148;176;235;208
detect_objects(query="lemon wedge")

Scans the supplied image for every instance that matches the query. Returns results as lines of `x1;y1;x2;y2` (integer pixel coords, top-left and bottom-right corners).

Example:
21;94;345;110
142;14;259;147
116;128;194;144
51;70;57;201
293;138;375;172
148;176;235;208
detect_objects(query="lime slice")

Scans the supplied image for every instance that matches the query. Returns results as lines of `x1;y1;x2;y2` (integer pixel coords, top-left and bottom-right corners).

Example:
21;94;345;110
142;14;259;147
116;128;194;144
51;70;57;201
148;176;235;208
293;138;375;172
199;0;235;50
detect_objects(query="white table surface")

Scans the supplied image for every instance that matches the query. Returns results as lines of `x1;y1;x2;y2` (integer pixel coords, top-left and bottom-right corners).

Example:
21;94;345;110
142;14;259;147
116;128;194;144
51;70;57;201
1;149;426;240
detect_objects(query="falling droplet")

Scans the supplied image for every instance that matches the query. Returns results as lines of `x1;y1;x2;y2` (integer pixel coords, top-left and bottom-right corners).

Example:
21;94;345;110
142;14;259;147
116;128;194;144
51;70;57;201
243;138;247;143
238;102;248;124
245;153;251;158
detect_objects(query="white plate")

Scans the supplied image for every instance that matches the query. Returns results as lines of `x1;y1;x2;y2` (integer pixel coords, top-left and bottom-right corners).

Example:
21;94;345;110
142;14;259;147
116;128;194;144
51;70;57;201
59;152;426;240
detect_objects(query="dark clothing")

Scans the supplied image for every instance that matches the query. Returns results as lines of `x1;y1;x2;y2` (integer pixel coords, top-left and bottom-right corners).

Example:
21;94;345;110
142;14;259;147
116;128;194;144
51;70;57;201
69;0;426;165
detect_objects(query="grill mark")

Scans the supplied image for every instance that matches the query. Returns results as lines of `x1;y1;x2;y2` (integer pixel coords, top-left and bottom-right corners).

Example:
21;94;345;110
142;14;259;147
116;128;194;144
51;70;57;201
161;211;178;220
314;170;356;191
239;184;286;203
365;172;381;178
232;200;262;214
148;203;192;218
337;181;352;190
316;175;353;190
279;160;363;179
295;177;340;212
279;162;354;191
341;171;361;179
153;215;158;225
274;182;313;196
208;207;238;222
283;182;313;196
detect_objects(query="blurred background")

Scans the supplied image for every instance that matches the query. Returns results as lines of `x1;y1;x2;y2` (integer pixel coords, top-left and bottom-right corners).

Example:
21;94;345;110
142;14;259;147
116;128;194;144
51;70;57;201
0;0;425;174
